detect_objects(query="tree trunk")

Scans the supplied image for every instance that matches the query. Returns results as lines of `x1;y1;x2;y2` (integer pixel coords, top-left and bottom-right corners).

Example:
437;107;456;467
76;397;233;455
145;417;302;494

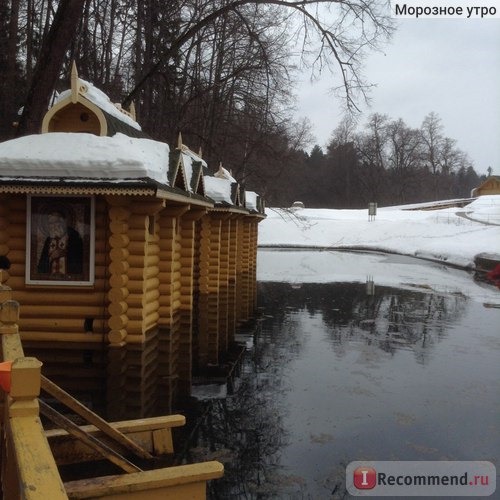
16;0;86;137
0;0;21;139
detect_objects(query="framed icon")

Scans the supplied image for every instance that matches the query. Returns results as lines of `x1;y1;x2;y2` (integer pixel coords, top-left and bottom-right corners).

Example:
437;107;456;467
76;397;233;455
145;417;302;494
26;195;95;286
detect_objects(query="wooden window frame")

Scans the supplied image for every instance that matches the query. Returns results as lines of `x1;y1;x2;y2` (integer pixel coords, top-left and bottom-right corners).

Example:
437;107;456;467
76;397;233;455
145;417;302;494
26;195;95;286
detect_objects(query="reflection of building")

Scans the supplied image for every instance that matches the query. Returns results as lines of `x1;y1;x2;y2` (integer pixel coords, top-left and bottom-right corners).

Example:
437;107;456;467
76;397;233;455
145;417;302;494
0;64;265;419
471;175;500;197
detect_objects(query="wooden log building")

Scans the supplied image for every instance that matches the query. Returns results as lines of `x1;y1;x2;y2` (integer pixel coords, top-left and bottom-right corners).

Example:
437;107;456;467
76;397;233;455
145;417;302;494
471;175;500;197
0;65;265;419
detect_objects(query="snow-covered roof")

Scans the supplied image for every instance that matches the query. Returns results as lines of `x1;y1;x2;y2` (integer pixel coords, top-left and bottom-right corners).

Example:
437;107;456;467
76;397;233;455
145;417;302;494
179;146;207;169
245;191;259;211
56;79;141;131
1;64;267;210
180;152;202;193
0;132;169;185
204;176;233;204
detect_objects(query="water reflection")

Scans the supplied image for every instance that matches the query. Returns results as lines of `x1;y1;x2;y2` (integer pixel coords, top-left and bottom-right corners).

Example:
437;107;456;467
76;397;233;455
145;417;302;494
259;281;464;365
186;252;500;499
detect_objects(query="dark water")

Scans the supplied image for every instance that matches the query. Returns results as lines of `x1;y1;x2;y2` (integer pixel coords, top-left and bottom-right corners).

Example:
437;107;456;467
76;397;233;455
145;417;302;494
185;256;500;499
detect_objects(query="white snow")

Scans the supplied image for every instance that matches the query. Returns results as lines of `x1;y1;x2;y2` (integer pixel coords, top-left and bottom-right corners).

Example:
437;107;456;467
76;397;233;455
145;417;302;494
180;152;195;192
56;79;142;131
180;147;208;169
0;133;170;185
214;165;236;183
258;196;500;270
245;191;258;211
257;249;500;304
204;176;232;204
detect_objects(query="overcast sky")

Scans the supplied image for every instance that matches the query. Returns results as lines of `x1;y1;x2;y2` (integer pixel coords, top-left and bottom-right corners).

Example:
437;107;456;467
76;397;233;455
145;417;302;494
296;16;500;175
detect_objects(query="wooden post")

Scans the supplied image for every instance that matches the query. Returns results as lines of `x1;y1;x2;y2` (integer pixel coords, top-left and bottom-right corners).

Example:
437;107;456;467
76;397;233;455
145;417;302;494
178;215;195;396
227;216;238;344
157;211;177;413
218;216;231;353
7;358;67;499
207;216;221;365
197;217;211;368
107;202;131;346
0;294;67;499
106;201;130;419
177;209;205;397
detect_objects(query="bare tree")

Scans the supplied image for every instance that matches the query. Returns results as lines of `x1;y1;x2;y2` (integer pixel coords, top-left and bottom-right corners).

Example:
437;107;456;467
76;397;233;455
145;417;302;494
420;112;444;197
386;118;424;203
0;0;22;138
122;0;394;110
6;0;395;207
355;113;389;203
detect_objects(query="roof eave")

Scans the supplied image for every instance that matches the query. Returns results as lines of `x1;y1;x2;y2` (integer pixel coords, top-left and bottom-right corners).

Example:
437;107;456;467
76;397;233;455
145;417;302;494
0;177;213;206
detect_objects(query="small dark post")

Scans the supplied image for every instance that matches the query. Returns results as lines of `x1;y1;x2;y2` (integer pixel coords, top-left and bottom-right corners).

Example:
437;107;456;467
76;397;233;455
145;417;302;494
368;202;377;222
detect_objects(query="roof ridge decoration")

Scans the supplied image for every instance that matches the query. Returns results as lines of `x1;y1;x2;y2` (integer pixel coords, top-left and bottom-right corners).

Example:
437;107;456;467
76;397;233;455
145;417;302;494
71;61;135;122
173;158;188;192
71;61;88;103
176;132;207;168
43;62;142;137
174;133;210;196
214;162;236;183
112;102;136;121
174;133;189;192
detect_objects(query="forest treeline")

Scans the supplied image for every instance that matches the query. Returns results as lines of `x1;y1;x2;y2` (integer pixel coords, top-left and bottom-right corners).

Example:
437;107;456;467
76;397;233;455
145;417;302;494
269;112;484;208
0;0;484;208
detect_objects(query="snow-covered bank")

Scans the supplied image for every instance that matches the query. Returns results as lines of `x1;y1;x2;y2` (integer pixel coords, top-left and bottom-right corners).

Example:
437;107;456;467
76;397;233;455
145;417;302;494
257;250;500;304
258;196;500;270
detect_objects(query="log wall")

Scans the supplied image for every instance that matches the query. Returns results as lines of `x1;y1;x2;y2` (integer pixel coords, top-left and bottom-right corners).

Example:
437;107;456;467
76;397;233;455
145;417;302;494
0;192;263;418
0;193;109;410
3;195;109;342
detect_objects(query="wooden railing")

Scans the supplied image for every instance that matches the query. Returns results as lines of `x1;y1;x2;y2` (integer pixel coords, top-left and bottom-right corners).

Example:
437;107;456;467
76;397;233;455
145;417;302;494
0;280;67;499
0;278;223;499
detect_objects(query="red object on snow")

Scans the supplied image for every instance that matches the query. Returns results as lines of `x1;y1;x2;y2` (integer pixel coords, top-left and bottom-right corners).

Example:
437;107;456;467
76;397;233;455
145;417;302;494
486;263;500;288
486;264;500;280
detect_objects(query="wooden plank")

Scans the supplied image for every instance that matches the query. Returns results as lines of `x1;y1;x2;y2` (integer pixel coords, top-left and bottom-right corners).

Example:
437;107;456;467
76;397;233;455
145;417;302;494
39;400;142;474
152;427;174;455
41;375;154;460
63;461;224;499
9;415;68;499
46;423;181;465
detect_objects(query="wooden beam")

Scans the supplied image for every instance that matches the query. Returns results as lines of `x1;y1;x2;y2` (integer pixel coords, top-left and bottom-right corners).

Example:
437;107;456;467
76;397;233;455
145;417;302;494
39;400;142;474
41;375;153;460
45;415;186;465
63;461;224;499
